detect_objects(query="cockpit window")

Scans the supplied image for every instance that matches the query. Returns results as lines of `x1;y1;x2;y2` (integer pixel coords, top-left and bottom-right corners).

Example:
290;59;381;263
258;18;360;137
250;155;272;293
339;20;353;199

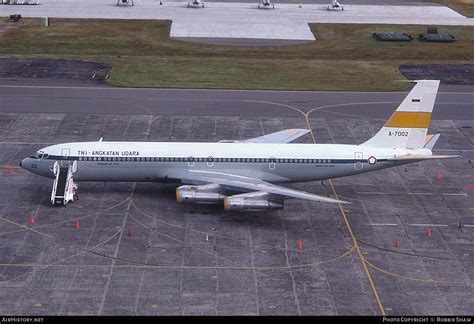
30;152;49;159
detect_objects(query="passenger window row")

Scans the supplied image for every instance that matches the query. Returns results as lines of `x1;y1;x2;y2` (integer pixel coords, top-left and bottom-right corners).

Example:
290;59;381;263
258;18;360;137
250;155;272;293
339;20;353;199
76;156;332;163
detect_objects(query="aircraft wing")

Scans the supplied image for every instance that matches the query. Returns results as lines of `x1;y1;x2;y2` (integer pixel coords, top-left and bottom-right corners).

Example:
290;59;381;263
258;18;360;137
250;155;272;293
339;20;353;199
171;169;349;204
219;129;311;144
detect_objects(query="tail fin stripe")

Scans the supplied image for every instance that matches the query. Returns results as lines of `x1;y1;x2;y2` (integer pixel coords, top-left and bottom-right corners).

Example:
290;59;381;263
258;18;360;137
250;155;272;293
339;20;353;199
384;112;431;128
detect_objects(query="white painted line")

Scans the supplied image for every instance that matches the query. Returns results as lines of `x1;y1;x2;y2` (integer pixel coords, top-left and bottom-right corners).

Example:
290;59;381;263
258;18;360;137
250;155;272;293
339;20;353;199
358;192;417;195
410;224;449;227
358;192;387;195
363;223;474;228
358;192;469;197
0;142;53;145
365;223;399;226
434;149;474;152
359;192;435;196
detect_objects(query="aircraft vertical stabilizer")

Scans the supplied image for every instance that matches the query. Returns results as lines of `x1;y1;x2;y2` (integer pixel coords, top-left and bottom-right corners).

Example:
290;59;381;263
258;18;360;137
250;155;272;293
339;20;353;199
361;80;440;149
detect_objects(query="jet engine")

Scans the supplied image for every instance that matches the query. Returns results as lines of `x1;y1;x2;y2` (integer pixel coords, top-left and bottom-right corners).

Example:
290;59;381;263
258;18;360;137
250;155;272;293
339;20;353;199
176;184;224;204
224;192;283;211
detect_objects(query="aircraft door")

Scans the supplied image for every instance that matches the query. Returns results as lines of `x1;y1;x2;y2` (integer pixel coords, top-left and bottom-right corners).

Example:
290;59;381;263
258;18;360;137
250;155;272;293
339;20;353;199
354;152;363;170
187;156;195;167
269;157;276;170
207;156;214;167
61;148;70;168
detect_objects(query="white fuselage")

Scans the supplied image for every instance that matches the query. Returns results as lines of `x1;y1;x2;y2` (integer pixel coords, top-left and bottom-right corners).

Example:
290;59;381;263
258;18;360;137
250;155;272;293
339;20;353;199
21;141;414;183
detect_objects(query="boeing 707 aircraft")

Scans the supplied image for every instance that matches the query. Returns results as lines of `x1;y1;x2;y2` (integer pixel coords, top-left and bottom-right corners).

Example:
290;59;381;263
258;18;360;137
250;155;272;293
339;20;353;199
20;80;457;211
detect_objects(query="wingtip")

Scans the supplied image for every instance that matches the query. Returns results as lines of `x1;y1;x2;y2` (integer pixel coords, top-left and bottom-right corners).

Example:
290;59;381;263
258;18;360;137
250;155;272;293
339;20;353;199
287;128;311;134
322;196;351;204
336;199;351;205
431;154;461;159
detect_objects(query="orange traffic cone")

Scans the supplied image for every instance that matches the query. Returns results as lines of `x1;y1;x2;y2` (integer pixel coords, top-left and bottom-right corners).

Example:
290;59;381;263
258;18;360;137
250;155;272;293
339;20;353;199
297;240;303;250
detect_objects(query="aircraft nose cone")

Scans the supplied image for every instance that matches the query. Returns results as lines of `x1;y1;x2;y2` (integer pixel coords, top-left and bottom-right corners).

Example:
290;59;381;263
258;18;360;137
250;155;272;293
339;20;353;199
20;158;28;169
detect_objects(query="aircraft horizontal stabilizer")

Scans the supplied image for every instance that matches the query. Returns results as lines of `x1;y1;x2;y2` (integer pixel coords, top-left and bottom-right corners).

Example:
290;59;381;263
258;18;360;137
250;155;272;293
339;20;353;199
423;133;440;150
387;154;460;161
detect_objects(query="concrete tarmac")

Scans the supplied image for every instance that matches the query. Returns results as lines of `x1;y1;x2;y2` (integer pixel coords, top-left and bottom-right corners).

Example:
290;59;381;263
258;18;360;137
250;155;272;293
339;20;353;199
1;0;473;42
0;78;472;120
0;79;472;315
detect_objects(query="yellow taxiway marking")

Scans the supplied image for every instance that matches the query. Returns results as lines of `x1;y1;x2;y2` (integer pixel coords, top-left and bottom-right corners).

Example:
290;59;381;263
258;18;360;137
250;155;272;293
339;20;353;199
0;216;55;239
0;196;131;237
365;259;466;286
0;83;472;95
302;106;386;315
328;180;387;315
0;245;356;272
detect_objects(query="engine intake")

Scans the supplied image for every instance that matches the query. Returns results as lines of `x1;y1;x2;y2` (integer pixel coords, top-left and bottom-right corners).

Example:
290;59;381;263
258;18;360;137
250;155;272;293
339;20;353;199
176;184;224;204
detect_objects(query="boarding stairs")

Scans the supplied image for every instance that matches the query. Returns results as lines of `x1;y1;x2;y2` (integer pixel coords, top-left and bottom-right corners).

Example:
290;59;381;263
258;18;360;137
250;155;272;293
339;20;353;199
51;160;77;206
